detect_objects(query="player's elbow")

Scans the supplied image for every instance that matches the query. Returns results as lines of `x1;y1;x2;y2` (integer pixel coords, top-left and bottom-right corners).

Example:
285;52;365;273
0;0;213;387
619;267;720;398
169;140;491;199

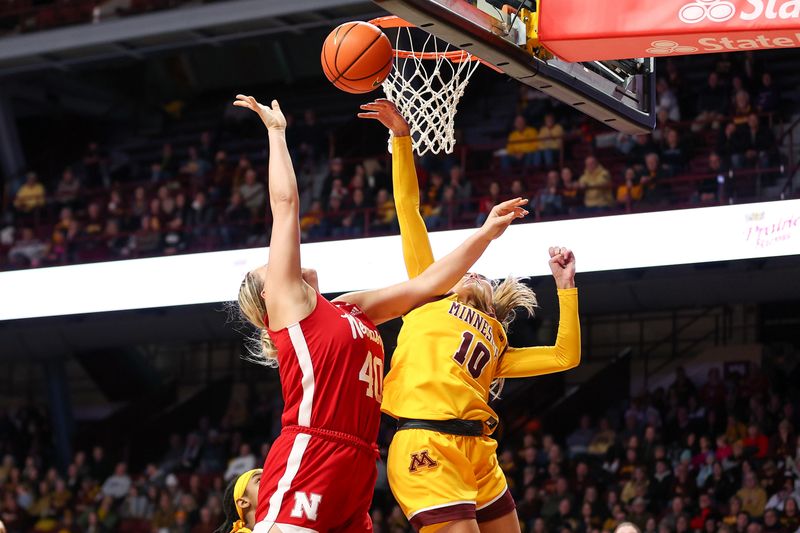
557;344;581;371
270;193;299;211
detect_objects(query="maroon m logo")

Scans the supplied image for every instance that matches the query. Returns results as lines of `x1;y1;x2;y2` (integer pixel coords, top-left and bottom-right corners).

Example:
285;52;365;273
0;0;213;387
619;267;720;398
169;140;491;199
408;450;438;472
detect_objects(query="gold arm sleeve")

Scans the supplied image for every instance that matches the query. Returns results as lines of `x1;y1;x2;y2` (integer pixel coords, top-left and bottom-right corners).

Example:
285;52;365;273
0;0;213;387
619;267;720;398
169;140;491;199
496;288;581;378
393;135;434;279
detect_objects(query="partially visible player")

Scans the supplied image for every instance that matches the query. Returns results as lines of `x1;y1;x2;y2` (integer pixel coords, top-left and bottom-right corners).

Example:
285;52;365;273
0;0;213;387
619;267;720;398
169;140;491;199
359;99;581;533
233;95;529;533
216;469;262;533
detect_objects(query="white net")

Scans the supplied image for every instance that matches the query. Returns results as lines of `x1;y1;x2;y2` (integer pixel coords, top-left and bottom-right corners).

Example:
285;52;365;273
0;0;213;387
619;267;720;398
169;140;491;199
382;26;481;156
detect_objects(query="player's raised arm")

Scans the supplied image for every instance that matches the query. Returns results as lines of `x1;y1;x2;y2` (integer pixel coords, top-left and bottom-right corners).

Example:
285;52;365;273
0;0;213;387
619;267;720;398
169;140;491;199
359;99;434;278
233;95;314;329
497;247;581;378
336;198;528;325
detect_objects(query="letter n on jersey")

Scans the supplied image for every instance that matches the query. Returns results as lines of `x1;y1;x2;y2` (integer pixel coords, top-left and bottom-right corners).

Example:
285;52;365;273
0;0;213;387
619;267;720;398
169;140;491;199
409;450;438;473
290;492;322;521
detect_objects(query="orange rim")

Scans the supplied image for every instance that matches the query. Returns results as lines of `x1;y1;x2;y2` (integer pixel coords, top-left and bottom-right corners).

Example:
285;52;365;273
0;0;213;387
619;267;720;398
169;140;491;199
369;15;486;65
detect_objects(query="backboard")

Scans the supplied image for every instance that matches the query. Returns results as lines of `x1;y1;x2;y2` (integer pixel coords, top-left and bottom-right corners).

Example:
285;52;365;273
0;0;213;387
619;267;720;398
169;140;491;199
371;0;656;133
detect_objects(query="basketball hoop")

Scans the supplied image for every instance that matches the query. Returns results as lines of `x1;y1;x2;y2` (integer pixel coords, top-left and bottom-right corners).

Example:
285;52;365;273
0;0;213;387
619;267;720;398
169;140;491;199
370;15;486;156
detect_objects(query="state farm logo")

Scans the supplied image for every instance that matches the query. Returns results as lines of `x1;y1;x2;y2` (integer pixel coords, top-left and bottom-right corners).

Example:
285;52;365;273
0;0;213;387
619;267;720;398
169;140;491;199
679;0;736;23
678;0;800;24
646;40;699;54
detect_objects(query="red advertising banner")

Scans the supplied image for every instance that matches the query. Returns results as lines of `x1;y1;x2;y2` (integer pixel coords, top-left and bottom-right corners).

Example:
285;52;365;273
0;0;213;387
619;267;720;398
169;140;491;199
538;0;800;61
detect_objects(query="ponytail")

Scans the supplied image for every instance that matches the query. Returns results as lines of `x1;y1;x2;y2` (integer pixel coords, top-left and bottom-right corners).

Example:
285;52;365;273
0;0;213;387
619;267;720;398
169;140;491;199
492;276;537;329
237;272;278;367
214;478;241;533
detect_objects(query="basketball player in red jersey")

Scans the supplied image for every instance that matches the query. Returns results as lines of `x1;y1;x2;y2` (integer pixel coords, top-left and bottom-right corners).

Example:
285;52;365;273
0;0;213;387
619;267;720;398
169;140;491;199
233;94;529;533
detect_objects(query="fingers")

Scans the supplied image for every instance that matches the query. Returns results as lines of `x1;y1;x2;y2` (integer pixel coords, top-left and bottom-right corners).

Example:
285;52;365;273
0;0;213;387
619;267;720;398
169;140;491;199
271;99;281;111
233;94;253;109
357;112;381;120
493;197;528;213
548;246;573;267
498;206;528;223
359;99;394;110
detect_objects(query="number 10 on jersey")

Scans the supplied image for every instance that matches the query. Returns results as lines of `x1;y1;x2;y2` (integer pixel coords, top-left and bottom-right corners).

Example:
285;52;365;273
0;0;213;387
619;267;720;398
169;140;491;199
359;352;383;402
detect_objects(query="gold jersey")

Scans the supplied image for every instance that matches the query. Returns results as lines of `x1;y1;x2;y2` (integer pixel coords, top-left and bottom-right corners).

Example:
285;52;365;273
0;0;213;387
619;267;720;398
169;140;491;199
381;134;581;429
382;294;508;424
381;289;580;425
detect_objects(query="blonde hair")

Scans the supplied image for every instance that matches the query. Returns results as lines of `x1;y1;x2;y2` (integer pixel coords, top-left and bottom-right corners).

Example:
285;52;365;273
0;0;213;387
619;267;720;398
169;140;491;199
467;276;538;331
465;276;538;399
237;272;278;367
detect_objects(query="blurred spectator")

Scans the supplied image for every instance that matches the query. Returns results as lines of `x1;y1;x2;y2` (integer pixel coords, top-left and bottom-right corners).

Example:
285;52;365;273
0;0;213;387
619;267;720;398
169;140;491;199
537;113;564;168
743;424;769;459
537;170;564;217
300;200;325;239
54;168;81;210
181;146;211;188
560;167;580;213
693;72;729;132
502;115;540;170
150;162;168;184
101;463;131;500
83;142;108;190
106;190;124;221
425;185;459;230
576;156;613;212
321;157;345;204
325;196;346;236
239;169;266;215
447;166;471;212
159;143;178;179
475;181;500;226
732;113;774;169
104;220;129;258
656;78;681;122
616;168;643;208
510;178;525;199
8;228;48;268
129;186;148;224
190;506;216;533
372;189;397;233
737;472;767;518
294;109;328;161
131;215;161;256
640;153;670;205
83;202;104;237
223;443;256;481
732;91;753;126
187;191;215;246
13;172;45;215
782;498;800;530
716;122;739;168
198;131;216;162
755;72;780;114
421;173;445;219
232;156;253;192
209;151;232;202
346;188;369;236
661;129;689;176
628;135;659;169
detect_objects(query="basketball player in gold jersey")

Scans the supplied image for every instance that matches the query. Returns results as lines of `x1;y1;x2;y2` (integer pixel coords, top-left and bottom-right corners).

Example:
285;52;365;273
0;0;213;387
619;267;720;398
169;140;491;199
359;100;581;533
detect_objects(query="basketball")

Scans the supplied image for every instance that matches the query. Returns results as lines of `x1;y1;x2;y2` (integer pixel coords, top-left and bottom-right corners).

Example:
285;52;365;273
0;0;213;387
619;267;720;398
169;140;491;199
321;21;393;94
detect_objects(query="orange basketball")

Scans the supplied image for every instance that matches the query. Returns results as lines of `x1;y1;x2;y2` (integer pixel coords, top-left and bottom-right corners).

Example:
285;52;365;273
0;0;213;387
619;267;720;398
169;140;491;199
321;21;393;94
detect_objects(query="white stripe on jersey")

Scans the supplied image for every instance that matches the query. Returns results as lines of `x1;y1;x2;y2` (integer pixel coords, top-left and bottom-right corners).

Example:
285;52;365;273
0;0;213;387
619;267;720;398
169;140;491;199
254;432;312;533
288;323;315;427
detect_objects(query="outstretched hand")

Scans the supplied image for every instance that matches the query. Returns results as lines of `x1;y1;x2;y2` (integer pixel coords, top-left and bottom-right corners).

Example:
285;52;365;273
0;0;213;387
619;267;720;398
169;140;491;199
233;95;287;131
480;198;529;241
357;98;410;137
548;246;576;289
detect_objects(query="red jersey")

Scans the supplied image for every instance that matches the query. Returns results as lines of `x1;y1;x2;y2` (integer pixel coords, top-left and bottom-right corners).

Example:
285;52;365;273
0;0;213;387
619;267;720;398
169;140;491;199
267;292;385;443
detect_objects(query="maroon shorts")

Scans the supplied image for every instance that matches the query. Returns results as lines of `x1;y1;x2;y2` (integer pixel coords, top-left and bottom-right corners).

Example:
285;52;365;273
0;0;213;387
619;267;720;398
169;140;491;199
253;425;378;533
